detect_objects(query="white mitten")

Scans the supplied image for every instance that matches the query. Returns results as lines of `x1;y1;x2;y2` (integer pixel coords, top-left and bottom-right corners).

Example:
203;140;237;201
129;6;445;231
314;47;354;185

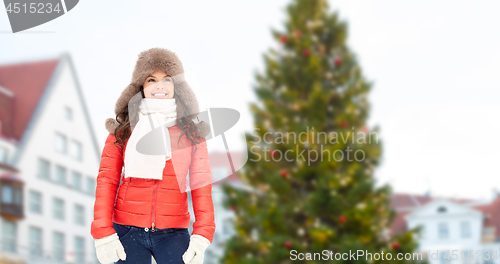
94;233;127;264
182;234;211;264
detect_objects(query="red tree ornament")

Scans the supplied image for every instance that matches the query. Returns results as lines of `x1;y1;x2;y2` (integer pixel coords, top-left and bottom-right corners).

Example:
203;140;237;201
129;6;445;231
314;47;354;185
279;35;288;43
362;126;368;133
285;241;292;249
334;56;342;66
294;30;302;37
303;49;310;57
271;149;278;158
392;242;399;250
231;206;236;212
280;169;289;178
341;121;349;128
339;215;346;223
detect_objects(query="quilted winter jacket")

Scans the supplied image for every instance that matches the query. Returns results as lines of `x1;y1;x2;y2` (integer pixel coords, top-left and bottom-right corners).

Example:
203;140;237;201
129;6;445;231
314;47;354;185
90;124;215;243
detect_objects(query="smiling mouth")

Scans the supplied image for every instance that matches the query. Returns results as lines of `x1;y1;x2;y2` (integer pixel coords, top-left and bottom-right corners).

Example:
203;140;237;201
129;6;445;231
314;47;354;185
152;93;168;98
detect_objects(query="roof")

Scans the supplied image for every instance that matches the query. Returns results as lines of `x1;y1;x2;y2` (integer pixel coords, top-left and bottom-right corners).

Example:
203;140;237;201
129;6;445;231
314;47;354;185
389;210;411;237
390;192;478;211
389;192;500;238
0;54;101;166
0;58;59;142
473;195;500;238
390;193;433;209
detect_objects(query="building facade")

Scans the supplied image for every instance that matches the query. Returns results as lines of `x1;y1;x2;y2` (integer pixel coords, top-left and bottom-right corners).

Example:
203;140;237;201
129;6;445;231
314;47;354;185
390;193;500;264
0;53;249;264
0;54;101;264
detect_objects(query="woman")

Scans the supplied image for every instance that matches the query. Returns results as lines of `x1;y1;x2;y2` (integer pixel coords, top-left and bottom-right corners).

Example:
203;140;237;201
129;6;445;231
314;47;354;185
90;47;215;264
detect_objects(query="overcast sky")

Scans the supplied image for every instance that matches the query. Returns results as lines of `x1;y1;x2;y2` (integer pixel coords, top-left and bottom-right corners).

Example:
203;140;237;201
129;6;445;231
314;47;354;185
1;0;499;200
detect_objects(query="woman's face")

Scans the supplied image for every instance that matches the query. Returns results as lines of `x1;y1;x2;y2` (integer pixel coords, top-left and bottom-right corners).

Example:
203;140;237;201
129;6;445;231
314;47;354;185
142;70;174;99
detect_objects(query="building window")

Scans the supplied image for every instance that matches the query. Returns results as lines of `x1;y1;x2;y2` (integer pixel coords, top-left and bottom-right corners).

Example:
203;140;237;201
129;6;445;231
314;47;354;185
86;177;96;196
483;227;494;234
53;231;65;262
64;106;72;121
463;249;474;264
55;165;67;185
2;185;12;203
1;219;17;253
70;140;82;161
29;190;42;214
1;185;22;205
484;249;495;264
29;226;43;257
460;221;471;238
53;197;64;220
439;250;451;264
74;236;85;263
75;204;85;225
438;222;448;239
0;146;8;163
13;187;21;205
55;133;67;154
72;171;82;190
38;158;51;180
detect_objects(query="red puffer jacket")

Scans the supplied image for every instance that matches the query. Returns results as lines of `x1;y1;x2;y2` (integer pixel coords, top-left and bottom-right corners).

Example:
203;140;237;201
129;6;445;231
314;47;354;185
90;124;215;243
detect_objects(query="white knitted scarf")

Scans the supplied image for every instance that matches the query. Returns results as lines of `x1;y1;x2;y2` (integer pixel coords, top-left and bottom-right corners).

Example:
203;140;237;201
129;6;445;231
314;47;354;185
124;98;177;180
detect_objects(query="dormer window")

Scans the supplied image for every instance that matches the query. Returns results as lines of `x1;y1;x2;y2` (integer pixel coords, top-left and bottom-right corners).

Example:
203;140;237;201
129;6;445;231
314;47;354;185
437;206;447;213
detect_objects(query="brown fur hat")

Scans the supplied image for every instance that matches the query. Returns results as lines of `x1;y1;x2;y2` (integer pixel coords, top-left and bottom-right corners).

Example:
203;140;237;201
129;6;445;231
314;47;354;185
105;47;210;137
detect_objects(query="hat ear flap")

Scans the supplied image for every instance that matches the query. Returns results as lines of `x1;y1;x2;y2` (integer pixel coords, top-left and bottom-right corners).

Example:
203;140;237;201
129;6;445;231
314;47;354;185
105;118;119;134
172;76;200;119
115;83;140;116
195;120;211;138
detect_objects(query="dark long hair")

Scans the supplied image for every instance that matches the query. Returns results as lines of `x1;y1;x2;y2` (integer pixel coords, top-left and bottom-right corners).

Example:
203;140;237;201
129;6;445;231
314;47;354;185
112;84;203;153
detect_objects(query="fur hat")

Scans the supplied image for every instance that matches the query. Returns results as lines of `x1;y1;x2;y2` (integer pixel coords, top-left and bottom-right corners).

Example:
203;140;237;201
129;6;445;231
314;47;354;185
105;47;210;137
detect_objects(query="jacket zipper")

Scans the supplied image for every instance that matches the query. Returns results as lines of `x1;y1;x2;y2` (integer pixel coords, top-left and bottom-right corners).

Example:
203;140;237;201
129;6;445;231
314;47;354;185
124;178;131;200
151;179;159;232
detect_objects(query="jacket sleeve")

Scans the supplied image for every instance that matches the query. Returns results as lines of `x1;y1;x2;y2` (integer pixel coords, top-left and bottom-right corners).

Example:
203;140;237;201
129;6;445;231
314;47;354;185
90;133;123;239
189;136;216;243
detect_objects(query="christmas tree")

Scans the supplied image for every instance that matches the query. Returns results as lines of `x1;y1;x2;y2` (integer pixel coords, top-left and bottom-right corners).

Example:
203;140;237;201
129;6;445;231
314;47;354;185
220;0;426;263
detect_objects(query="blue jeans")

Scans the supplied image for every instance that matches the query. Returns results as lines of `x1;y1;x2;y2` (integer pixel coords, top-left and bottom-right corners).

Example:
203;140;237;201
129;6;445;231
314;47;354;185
112;222;190;264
